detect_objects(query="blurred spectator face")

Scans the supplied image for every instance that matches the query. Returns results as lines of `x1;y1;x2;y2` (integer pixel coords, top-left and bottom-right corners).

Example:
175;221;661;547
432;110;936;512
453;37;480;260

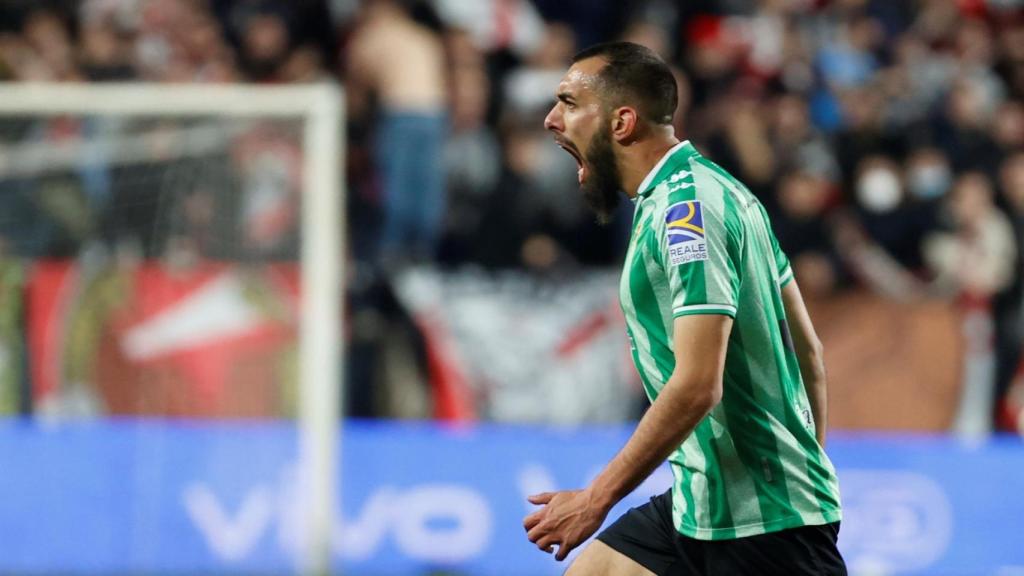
840;87;883;130
779;20;813;92
520;234;559;271
503;123;543;178
687;15;743;81
80;21;134;80
893;32;927;66
847;16;883;54
773;93;810;141
621;21;670;62
543;57;623;223
792;252;837;297
905;148;953;201
281;45;322;83
183;15;224;64
778;171;828;220
81;23;119;65
243;13;290;78
246;14;289;61
999;24;1024;65
949;172;995;229
0;35;40;81
855;157;903;213
993;101;1024;149
532;23;575;69
948;79;992;129
23;10;74;78
23;11;68;53
451;65;489;132
955;19;995;67
1000;153;1024;214
915;0;959;43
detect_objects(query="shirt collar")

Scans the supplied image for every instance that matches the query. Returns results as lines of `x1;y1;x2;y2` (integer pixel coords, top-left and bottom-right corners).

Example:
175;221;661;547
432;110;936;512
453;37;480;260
635;140;695;199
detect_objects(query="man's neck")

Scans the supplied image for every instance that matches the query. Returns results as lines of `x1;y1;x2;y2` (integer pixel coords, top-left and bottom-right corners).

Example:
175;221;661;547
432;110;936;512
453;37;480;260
619;131;681;199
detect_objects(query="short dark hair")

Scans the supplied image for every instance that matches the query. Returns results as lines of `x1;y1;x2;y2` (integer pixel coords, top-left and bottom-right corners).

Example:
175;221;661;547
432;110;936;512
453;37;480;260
572;41;677;125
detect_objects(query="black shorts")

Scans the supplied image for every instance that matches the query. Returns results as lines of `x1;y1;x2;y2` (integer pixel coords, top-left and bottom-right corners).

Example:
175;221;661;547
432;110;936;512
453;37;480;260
596;490;847;576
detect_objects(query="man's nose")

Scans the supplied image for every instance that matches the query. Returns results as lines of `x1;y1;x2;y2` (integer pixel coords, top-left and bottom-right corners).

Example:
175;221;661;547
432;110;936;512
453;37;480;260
544;106;562;132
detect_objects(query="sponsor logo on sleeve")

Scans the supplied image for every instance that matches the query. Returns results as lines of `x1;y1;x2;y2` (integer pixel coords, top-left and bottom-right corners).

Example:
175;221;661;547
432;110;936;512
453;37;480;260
665;201;709;266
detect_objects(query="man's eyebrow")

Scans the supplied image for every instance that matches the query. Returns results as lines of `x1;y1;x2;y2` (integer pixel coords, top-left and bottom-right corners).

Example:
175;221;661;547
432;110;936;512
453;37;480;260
557;92;575;103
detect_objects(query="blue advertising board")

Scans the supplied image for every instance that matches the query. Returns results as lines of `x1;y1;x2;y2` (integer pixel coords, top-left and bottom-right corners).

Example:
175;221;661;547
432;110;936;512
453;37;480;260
0;419;1022;575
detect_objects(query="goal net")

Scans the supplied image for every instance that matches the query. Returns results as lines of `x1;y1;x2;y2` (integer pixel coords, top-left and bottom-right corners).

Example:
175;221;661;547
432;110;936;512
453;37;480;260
0;83;343;575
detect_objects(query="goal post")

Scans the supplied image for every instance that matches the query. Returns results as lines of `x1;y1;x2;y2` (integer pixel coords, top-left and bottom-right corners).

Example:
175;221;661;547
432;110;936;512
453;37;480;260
0;82;344;575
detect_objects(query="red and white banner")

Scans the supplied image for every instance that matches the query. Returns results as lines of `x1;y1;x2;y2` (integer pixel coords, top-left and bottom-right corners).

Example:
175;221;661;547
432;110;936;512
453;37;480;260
27;260;300;418
394;268;642;423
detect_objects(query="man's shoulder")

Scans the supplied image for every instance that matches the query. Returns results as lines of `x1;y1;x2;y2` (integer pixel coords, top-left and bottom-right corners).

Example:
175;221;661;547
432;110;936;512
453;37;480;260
651;160;739;214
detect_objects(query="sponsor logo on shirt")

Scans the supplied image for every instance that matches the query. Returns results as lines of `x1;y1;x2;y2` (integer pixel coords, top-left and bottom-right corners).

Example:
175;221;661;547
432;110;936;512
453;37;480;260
665;200;709;266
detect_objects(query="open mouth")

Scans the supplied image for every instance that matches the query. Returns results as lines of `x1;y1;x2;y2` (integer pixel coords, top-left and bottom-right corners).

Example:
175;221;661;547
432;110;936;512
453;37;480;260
555;138;586;184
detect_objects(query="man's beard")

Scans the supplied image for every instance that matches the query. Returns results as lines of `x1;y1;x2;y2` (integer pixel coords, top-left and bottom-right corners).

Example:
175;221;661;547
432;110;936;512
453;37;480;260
580;127;622;225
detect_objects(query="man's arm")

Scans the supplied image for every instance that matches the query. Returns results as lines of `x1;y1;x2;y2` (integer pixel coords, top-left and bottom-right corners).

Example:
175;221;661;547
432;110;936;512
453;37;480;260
781;280;828;446
524;313;732;560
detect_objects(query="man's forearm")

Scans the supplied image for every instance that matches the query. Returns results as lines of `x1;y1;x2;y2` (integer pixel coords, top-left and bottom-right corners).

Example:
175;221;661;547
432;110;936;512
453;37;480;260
587;376;721;511
804;373;828;446
781;281;830;447
797;349;828;446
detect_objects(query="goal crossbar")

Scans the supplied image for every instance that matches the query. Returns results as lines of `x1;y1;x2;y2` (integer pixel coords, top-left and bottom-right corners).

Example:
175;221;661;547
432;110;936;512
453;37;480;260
0;83;337;117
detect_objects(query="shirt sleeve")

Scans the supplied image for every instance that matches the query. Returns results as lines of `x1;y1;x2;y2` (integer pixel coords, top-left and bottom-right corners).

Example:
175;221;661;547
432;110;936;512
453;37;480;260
655;184;741;319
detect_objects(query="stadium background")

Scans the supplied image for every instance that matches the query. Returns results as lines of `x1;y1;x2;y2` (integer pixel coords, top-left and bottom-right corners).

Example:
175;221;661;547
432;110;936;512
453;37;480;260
0;0;1023;574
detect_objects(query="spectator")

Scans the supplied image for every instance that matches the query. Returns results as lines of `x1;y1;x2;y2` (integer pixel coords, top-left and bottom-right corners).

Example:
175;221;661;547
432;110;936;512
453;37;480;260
346;0;449;267
925;172;1016;436
993;100;1024;153
853;155;929;270
238;9;293;81
924;172;1016;299
995;152;1024;431
78;18;135;81
935;77;1002;175
834;86;905;188
772;170;841;298
440;29;502;266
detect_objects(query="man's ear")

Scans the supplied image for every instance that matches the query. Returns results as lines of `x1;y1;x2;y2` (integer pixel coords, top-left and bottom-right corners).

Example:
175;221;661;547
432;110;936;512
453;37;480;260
610;106;639;143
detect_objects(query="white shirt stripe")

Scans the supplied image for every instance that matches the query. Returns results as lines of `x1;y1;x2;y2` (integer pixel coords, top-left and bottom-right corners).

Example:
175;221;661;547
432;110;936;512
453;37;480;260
673;303;738;315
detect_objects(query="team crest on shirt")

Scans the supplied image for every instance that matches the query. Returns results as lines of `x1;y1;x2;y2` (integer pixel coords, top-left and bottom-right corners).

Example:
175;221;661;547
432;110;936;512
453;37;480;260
665;200;709;266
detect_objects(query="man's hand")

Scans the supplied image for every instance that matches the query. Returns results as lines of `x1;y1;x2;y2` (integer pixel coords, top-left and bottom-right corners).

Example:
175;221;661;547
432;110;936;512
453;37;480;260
523;489;610;561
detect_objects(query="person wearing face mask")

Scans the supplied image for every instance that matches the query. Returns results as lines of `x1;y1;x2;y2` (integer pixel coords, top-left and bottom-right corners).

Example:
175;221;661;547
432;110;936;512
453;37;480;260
829;154;947;299
851;156;938;273
906;148;954;202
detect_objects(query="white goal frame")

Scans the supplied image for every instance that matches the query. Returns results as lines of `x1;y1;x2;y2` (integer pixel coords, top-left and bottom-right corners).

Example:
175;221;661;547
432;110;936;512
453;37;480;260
0;83;344;575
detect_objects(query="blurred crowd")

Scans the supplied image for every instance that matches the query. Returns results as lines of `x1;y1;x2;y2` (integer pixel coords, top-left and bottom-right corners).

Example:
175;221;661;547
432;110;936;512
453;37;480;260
0;0;1023;431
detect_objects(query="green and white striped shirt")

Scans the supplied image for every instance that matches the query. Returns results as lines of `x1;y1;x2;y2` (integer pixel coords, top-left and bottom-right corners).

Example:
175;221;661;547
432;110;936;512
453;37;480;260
619;140;841;540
